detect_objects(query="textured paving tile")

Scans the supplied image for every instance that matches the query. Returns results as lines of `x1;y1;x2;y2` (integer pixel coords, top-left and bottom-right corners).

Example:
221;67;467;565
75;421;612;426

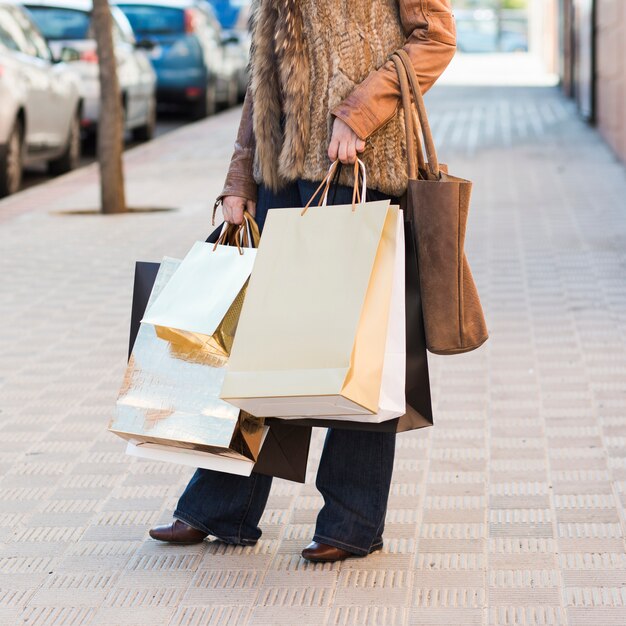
1;53;626;625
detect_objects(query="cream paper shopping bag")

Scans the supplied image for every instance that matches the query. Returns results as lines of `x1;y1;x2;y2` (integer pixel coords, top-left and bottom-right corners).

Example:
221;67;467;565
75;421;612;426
141;216;259;359
220;200;399;417
279;208;406;423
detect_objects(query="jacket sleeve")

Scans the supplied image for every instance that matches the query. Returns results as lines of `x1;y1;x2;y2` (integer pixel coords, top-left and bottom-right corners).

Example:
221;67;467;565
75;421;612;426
216;87;258;205
331;0;456;140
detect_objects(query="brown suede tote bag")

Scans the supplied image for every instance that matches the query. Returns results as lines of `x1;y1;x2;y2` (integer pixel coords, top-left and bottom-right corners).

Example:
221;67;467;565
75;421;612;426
391;50;488;355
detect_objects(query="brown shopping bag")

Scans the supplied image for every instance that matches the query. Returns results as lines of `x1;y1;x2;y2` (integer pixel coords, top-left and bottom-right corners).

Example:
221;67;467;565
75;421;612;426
392;50;488;355
221;160;399;418
120;258;311;482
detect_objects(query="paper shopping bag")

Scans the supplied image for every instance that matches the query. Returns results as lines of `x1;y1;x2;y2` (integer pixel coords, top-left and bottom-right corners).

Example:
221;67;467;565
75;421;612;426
142;216;259;359
278;207;406;423
110;258;266;466
125;424;270;477
125;418;313;482
122;257;313;482
221;200;399;417
267;215;434;434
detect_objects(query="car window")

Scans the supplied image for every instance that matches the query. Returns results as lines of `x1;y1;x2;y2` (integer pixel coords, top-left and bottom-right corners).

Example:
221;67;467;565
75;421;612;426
11;5;51;60
25;6;91;41
116;5;185;36
0;6;34;54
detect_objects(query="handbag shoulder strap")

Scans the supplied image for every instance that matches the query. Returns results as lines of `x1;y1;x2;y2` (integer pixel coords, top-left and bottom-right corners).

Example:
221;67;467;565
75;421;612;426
391;50;441;181
391;53;418;181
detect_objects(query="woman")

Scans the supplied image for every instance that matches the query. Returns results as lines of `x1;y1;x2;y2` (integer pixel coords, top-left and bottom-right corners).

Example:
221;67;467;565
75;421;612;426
150;0;456;563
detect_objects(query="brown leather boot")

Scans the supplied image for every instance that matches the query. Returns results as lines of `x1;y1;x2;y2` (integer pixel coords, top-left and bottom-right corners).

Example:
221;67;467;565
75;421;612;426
149;519;208;544
301;541;384;563
301;541;354;563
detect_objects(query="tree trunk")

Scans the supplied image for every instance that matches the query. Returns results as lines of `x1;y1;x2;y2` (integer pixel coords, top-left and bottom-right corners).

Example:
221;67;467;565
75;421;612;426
92;0;127;214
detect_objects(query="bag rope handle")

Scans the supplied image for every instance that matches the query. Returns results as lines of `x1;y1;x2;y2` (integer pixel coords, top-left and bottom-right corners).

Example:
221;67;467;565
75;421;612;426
391;49;440;181
392;54;418;181
212;211;255;255
301;159;367;215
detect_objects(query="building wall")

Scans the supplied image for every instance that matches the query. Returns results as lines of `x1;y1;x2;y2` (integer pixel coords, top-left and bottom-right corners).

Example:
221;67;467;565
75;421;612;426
595;0;626;162
560;0;574;97
529;0;559;74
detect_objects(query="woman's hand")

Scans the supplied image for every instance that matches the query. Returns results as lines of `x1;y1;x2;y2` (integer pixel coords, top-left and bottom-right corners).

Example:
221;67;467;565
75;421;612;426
328;117;366;164
221;195;256;225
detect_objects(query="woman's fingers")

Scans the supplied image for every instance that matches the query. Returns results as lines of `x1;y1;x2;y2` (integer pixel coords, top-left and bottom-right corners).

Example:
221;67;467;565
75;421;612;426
329;117;363;164
337;140;348;164
328;135;339;161
222;196;246;225
338;138;357;164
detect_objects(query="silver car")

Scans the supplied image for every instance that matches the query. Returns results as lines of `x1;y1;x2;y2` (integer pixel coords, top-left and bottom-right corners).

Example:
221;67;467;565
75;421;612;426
0;1;82;197
24;0;157;141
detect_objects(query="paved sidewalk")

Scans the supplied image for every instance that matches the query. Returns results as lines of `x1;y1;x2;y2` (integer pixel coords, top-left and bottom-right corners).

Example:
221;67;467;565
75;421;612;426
1;55;626;626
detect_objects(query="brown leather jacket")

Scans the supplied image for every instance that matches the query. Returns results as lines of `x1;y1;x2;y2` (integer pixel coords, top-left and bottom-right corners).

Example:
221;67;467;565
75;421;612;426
218;0;456;204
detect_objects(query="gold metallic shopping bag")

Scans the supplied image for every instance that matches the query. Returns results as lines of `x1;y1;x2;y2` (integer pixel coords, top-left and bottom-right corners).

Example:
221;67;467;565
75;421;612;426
109;258;265;463
221;164;398;417
152;290;244;364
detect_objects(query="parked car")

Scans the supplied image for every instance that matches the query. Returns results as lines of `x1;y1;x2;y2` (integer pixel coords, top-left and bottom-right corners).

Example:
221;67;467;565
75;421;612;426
115;0;241;117
220;27;247;98
0;0;82;197
23;0;157;142
204;1;250;99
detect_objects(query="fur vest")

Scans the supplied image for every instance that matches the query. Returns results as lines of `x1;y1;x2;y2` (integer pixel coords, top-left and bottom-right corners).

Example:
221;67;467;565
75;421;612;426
249;0;408;197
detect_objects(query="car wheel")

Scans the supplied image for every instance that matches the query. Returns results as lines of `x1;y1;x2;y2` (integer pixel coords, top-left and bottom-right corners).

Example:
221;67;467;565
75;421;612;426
132;96;157;142
48;111;81;176
0;118;24;198
193;81;217;119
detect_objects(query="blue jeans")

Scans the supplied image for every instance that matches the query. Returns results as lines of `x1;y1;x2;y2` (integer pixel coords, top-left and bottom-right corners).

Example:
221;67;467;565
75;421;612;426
174;179;397;556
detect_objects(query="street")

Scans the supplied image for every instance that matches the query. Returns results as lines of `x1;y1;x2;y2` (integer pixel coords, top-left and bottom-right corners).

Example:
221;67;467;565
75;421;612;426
1;53;626;626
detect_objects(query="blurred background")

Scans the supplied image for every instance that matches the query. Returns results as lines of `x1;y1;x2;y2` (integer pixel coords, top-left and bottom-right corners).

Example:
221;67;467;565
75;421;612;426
1;0;624;197
449;0;624;165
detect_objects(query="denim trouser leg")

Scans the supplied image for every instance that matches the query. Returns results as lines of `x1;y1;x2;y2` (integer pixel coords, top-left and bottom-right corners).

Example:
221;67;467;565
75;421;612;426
313;428;396;556
173;178;397;553
174;469;272;545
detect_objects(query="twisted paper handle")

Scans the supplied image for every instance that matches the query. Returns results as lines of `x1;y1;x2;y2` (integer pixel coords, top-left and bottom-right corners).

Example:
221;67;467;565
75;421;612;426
301;159;368;215
212;211;254;255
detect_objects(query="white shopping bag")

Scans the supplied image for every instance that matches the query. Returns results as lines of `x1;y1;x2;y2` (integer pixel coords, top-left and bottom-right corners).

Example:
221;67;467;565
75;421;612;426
125;427;269;477
142;237;256;337
126;441;255;476
280;209;406;423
